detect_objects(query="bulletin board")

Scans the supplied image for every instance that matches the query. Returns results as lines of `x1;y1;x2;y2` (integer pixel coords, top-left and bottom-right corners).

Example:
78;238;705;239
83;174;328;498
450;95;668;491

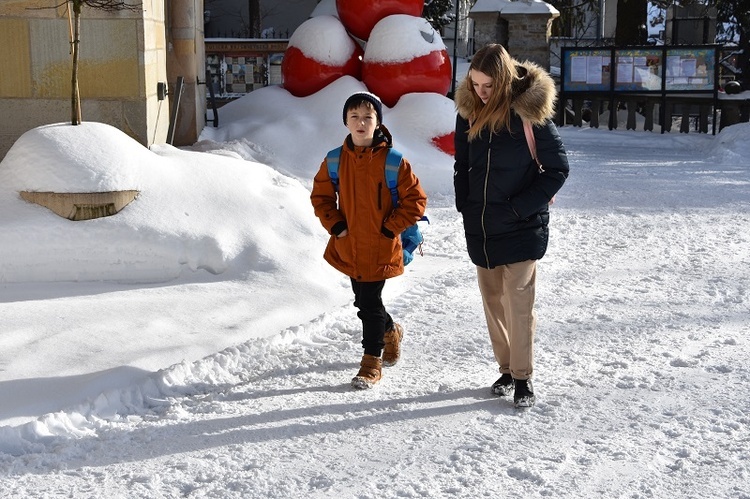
205;40;289;99
561;45;718;94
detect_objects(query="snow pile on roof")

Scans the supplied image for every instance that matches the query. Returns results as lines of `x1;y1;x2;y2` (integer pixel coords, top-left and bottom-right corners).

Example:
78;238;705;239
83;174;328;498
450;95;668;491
471;0;560;15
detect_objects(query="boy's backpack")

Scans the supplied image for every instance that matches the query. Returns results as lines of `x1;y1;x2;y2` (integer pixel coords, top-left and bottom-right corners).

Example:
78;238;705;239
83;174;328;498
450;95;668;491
326;146;428;266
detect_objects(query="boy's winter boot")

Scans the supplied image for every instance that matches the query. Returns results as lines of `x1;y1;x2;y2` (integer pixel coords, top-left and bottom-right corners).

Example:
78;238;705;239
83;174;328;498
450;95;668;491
382;323;404;367
351;354;383;389
513;379;536;408
491;373;515;396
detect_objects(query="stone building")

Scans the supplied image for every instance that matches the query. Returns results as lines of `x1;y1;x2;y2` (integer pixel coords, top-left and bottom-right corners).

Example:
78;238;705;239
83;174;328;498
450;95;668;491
0;0;205;160
469;0;560;69
203;0;318;38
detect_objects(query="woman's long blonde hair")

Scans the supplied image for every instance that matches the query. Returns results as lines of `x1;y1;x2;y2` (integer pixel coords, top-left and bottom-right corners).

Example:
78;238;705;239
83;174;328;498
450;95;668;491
464;44;520;141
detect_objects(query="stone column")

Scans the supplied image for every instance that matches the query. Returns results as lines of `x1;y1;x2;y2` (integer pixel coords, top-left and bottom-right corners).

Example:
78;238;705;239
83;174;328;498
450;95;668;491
469;0;559;70
506;13;557;68
166;0;205;146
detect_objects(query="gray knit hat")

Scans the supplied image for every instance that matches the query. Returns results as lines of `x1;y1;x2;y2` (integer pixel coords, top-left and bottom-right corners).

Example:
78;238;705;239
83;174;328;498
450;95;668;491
342;92;383;125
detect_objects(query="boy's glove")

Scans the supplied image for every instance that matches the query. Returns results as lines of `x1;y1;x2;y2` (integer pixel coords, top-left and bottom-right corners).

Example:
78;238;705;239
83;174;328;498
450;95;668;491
332;221;348;237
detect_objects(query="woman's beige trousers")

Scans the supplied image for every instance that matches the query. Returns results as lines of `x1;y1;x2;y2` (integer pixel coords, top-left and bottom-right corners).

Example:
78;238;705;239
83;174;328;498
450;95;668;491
476;260;537;380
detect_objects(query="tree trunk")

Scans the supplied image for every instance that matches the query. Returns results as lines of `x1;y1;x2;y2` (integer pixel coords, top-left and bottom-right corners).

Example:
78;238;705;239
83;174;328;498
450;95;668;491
614;0;647;46
71;1;82;125
249;0;261;37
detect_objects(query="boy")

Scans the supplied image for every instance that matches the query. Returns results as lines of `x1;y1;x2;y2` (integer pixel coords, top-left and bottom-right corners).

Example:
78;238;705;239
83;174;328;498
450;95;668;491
310;92;427;389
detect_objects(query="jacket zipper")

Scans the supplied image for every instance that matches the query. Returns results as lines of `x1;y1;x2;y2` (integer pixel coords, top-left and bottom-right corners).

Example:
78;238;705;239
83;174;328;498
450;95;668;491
481;134;492;268
377;182;382;210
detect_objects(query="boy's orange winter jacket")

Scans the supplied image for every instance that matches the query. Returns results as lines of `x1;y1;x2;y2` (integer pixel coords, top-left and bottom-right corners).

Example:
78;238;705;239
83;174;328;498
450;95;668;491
311;126;427;282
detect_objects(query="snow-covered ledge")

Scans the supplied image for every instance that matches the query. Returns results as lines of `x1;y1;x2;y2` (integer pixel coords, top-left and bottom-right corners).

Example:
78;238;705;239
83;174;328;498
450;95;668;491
19;190;139;221
1;122;145;221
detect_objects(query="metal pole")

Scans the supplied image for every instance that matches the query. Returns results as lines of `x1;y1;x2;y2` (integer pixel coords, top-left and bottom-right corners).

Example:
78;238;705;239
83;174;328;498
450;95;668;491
167;76;184;145
450;0;460;98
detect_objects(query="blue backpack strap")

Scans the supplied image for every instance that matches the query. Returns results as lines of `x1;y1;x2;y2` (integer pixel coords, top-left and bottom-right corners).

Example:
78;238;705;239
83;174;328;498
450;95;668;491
384;148;403;207
380;147;429;266
326;146;343;192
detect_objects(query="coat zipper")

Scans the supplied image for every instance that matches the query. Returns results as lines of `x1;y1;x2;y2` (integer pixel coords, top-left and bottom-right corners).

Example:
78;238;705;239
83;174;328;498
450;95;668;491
378;182;382;210
481;133;491;268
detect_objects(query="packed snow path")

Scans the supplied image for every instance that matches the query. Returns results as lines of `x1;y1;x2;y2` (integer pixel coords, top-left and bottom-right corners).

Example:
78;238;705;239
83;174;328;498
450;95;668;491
1;128;749;498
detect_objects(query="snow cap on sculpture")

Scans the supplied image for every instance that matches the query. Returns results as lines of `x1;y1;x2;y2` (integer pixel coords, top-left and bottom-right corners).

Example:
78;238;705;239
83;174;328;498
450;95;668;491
362;15;452;107
281;15;363;97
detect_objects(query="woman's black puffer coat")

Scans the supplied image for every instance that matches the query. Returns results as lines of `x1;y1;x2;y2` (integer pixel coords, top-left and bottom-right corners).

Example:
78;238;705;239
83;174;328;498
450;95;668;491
453;62;569;269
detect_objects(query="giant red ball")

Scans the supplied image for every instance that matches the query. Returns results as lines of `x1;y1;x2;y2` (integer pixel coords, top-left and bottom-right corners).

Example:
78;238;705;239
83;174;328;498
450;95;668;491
431;132;455;156
363;50;452;107
282;45;363;97
336;0;423;41
361;15;452;107
281;16;364;97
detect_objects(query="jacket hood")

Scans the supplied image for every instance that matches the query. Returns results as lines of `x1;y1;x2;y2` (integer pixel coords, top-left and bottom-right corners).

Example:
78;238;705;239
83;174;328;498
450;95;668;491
455;60;557;126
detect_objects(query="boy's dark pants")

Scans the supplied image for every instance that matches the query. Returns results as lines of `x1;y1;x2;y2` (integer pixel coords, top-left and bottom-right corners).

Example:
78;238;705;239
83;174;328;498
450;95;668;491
350;278;394;357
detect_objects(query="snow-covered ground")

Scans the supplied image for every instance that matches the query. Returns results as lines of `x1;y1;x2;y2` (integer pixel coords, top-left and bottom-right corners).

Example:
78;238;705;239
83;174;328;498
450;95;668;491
1;75;749;496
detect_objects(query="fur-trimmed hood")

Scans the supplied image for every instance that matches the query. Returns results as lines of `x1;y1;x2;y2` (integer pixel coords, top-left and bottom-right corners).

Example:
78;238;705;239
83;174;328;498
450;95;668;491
455;60;557;126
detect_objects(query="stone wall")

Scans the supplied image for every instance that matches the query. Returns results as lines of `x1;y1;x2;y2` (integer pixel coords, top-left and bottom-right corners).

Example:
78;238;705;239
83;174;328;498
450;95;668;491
471;12;506;52
507;14;556;68
470;2;558;70
0;0;170;160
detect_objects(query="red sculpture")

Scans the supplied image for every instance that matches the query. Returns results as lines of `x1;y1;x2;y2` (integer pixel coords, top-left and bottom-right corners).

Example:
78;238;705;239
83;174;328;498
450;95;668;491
431;132;455;156
362;50;452;108
335;0;424;41
281;16;364;97
282;45;363;97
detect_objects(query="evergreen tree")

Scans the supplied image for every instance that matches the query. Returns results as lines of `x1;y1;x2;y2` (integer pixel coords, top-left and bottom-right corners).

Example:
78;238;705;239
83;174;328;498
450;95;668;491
651;0;749;86
422;0;456;31
248;0;261;38
615;0;648;45
714;0;749;86
546;0;601;40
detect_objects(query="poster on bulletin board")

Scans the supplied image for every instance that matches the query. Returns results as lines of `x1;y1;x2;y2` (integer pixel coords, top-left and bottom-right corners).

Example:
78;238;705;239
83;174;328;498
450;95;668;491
613;48;663;91
664;47;715;91
562;49;612;92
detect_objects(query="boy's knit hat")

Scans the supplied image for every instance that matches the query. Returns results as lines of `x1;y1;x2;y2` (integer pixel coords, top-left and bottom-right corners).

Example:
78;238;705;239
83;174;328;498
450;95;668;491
343;92;383;125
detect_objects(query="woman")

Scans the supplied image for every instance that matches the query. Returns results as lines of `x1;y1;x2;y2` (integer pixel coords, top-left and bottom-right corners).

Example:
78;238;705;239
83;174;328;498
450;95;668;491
453;44;569;408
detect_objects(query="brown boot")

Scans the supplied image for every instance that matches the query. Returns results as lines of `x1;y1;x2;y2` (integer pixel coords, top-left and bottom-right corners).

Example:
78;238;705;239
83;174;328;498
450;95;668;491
382;323;403;367
351;354;382;389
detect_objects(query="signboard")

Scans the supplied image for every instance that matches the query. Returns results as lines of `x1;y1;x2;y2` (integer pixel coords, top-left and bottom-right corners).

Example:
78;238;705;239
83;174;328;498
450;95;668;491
225;54;267;94
561;45;718;94
205;40;289;99
268;53;284;86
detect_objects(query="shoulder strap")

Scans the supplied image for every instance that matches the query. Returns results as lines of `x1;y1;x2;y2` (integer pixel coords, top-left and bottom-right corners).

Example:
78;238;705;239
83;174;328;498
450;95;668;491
326;146;343;192
522;120;544;173
328;146;404;204
384;148;403;207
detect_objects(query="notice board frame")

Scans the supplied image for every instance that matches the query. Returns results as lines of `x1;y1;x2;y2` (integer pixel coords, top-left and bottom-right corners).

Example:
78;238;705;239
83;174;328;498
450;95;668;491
560;45;720;133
